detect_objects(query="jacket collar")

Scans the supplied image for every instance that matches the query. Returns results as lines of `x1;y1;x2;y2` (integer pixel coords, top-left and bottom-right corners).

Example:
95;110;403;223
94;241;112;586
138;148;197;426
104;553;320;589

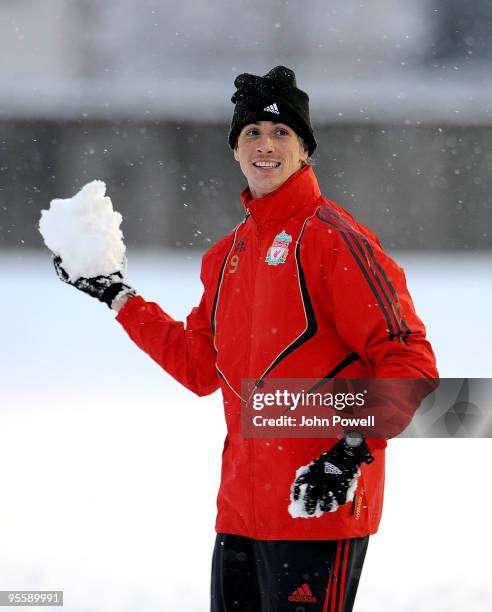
240;164;322;234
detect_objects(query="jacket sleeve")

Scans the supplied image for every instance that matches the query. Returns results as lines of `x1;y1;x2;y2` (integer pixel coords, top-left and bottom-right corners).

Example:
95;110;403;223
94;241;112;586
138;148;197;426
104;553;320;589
326;223;439;446
329;227;438;380
115;257;220;397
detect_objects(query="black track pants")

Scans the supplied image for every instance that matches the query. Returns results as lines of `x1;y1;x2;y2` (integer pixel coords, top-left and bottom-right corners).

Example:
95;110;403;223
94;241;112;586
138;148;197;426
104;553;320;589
211;533;368;612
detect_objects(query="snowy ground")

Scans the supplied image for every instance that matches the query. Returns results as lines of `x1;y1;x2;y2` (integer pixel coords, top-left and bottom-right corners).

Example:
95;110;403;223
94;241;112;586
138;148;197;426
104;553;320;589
0;249;491;611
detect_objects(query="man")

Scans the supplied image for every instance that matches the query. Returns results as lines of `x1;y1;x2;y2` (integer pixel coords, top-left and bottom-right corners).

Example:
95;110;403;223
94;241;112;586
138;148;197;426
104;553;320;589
53;66;438;611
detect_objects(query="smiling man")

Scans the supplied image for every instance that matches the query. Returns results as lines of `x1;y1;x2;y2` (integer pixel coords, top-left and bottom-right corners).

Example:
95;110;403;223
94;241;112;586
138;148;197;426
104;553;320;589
233;121;309;197
52;66;438;611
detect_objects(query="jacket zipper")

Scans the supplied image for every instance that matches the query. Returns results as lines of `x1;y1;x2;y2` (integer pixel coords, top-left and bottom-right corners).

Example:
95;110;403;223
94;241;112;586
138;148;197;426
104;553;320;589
245;212;262;538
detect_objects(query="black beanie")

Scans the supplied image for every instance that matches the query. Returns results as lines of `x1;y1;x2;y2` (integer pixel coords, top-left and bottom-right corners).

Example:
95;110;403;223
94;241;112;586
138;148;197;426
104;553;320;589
228;65;317;156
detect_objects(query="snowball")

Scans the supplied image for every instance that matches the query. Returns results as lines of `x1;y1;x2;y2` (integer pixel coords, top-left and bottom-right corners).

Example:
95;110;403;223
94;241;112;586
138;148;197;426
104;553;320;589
38;180;126;281
345;467;361;503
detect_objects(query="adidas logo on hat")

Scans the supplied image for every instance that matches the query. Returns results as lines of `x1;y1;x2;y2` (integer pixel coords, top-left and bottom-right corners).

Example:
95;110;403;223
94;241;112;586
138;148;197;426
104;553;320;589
263;103;280;114
288;582;317;603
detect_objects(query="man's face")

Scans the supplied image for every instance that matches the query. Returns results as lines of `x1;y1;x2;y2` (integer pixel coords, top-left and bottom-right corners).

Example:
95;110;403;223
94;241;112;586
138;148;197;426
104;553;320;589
234;121;309;199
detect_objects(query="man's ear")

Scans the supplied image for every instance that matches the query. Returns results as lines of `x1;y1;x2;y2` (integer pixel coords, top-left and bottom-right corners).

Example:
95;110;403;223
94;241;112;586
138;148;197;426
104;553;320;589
298;137;309;163
300;145;309;163
233;145;239;162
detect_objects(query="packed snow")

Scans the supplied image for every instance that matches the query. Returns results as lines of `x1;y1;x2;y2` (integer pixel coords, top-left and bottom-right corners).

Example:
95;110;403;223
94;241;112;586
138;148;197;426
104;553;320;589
0;250;491;612
38;180;126;281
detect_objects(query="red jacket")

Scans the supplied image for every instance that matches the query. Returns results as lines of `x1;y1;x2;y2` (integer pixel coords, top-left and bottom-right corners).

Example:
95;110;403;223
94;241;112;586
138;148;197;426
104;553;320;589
116;165;438;540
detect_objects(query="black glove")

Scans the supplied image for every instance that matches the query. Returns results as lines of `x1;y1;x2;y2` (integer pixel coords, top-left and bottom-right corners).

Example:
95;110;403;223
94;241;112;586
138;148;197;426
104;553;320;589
53;255;136;310
290;432;374;517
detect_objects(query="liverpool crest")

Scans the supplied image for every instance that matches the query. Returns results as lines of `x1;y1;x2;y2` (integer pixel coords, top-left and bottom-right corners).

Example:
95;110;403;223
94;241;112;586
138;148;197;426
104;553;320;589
265;230;292;266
